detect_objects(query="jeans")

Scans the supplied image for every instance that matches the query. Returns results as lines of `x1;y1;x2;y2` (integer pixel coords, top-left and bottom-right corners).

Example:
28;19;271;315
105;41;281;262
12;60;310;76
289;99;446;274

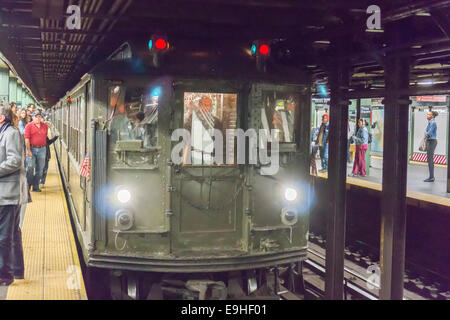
0;205;16;279
319;144;328;171
12;205;24;277
40;158;49;185
26;146;46;190
426;139;438;179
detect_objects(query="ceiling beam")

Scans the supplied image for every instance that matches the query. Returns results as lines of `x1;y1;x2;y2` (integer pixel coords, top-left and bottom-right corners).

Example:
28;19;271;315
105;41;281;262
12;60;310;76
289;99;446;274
430;10;450;38
384;0;450;23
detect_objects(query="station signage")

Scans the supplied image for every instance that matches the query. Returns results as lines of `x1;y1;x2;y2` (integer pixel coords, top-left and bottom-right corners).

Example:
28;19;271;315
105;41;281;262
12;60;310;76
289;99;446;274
415;96;447;103
361;105;371;118
312;98;330;107
371;98;383;106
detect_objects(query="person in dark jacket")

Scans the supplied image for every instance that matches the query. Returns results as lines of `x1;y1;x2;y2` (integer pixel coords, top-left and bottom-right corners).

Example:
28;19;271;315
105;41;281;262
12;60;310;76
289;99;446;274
310;126;319;176
315;114;329;172
39;135;59;188
424;111;438;182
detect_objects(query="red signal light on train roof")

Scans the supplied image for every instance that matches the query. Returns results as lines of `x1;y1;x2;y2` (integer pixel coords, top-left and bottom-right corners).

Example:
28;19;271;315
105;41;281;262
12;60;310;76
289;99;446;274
259;44;270;55
149;35;169;52
251;40;271;57
155;39;166;50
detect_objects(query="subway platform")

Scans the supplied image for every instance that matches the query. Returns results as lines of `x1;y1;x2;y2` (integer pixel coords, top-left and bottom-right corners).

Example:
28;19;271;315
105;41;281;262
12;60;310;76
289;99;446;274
316;159;450;207
0;148;87;300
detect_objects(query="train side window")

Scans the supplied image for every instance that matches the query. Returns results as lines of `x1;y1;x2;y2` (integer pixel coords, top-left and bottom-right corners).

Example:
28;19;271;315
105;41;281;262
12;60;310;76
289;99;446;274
107;86;127;143
183;92;237;165
261;91;297;143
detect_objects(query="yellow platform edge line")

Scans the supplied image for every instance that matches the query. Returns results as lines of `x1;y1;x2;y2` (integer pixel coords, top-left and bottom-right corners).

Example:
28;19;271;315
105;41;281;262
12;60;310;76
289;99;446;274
55;148;88;300
409;160;447;168
316;172;450;207
371;155;447;168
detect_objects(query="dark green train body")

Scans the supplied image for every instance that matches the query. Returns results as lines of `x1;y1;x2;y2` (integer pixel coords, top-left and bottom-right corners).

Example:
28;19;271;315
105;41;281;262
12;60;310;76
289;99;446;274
50;39;312;298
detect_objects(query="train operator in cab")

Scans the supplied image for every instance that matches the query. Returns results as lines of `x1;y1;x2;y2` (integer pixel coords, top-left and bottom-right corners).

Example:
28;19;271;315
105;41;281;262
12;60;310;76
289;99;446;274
184;96;223;134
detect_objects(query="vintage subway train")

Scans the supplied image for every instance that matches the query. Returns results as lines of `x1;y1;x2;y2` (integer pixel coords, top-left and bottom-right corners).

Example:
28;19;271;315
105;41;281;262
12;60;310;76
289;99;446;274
50;39;312;299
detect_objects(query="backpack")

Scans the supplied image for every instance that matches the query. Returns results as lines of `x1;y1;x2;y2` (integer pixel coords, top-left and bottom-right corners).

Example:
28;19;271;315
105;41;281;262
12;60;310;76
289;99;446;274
368;132;372;144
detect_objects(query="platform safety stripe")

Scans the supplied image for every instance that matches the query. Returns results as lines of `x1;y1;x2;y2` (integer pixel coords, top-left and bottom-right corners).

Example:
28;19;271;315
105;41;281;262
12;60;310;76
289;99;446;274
411;153;448;165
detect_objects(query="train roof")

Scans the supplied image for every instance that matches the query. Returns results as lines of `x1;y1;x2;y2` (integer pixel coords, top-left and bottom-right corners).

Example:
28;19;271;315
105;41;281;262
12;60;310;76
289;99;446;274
89;39;311;85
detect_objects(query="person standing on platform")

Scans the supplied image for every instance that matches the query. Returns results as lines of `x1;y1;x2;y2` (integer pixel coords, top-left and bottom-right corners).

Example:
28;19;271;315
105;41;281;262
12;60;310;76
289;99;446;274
27;104;36;116
424;111;438;182
11;107;30;278
9;103;19;128
0;105;23;286
347;118;356;163
39;135;59;188
18;108;29;136
315;114;329;172
310;126;319;176
24;110;48;192
350;119;369;177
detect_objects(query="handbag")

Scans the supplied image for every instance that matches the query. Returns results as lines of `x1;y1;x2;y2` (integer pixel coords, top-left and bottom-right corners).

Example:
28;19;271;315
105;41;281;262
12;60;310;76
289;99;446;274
418;137;427;152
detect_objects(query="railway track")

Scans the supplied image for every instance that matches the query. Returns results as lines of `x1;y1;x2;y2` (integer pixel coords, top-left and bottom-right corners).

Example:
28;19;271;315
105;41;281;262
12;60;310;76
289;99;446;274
305;232;450;300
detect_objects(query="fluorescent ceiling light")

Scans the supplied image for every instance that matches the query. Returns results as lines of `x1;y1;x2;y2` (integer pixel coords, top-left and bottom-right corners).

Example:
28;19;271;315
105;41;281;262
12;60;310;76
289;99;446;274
417;80;435;86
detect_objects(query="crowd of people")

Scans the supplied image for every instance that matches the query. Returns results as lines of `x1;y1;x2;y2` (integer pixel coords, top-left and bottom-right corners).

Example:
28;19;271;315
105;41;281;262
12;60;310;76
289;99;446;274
0;101;57;286
310;114;371;176
310;111;439;182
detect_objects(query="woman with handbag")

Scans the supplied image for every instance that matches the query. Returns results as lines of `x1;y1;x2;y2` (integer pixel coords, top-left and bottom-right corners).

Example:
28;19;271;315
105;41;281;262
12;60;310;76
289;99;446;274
349;119;369;177
424;111;438;182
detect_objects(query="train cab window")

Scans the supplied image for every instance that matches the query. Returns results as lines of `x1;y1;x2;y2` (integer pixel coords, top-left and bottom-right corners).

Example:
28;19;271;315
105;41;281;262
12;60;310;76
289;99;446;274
261;92;297;143
183;92;237;165
108;86;158;149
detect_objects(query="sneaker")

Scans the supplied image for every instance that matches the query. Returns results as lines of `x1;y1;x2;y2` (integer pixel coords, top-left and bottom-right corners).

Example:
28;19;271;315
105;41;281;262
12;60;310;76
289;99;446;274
14;274;24;280
424;178;435;182
32;188;42;192
348;173;357;177
0;277;14;286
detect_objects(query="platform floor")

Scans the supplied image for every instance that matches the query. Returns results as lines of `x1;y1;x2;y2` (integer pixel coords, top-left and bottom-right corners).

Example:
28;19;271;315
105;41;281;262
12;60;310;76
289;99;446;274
315;159;450;206
0;149;87;300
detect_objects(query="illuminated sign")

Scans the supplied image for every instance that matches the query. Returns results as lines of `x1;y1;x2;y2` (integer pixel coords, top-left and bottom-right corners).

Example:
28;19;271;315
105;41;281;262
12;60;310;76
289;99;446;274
415;96;447;102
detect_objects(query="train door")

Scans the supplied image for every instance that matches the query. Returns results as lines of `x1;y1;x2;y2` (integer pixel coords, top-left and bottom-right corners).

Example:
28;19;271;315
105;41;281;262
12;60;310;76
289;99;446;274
170;84;245;255
78;92;88;230
82;82;90;232
105;82;167;244
62;101;70;182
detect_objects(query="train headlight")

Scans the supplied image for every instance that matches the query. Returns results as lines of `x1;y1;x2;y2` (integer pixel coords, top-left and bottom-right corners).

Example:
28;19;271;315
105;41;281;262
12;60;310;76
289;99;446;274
117;188;131;204
284;187;298;202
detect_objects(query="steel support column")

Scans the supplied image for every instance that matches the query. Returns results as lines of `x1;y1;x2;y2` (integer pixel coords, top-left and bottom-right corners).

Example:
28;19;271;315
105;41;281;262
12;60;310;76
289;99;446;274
9;72;17;103
325;41;350;300
447;103;450;193
380;26;411;300
16;83;23;106
356;98;361;122
0;64;9;103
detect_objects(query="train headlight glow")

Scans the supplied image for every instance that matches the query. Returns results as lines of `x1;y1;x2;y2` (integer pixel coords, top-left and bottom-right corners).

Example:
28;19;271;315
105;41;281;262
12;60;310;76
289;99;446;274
117;188;131;204
284;188;298;202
